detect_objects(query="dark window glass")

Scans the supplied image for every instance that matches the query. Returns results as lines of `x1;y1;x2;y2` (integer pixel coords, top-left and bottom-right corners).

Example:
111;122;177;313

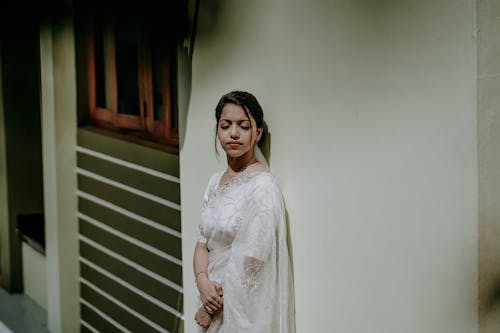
115;22;140;116
94;23;106;109
152;47;163;121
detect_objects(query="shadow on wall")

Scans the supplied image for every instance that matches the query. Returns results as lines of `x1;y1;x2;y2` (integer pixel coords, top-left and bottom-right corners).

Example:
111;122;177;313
481;276;500;331
194;0;222;37
177;0;224;149
484;277;500;312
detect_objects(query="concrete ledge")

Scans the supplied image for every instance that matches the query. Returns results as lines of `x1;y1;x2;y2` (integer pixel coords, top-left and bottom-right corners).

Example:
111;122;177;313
21;242;46;310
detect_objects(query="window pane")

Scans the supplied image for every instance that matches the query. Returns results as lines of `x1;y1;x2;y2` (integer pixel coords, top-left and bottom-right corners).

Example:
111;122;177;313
151;40;178;129
94;29;106;108
115;22;140;116
151;47;163;121
94;21;112;109
168;50;178;129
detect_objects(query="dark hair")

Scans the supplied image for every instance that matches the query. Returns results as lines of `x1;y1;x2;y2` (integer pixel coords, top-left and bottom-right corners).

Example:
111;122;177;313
214;90;268;152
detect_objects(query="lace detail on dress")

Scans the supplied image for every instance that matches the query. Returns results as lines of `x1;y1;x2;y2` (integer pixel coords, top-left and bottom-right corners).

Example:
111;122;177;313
213;171;271;194
243;256;264;294
197;234;208;244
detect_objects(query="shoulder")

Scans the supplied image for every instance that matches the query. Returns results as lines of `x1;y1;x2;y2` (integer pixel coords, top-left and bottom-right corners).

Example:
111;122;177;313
208;171;220;184
207;171;224;187
246;172;284;216
202;171;223;199
252;171;277;186
250;172;282;198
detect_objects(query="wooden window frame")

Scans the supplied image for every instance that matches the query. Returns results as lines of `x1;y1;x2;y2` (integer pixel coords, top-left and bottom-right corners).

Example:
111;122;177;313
86;20;179;148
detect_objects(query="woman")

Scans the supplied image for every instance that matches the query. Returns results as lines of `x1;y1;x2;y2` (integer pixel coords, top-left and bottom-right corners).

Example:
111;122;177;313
193;91;295;332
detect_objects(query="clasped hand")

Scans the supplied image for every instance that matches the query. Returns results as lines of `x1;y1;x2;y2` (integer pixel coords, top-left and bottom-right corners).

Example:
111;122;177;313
195;274;223;328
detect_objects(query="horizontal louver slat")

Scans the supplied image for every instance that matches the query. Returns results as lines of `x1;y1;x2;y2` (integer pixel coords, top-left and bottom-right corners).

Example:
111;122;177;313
78;128;179;176
81;302;126;333
78;152;180;204
81;262;180;332
79;239;183;307
77;128;183;331
78;175;181;231
81;283;159;333
79;197;182;259
79;222;183;286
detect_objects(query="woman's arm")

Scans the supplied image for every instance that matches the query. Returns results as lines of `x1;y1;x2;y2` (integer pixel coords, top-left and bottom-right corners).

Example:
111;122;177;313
193;241;224;313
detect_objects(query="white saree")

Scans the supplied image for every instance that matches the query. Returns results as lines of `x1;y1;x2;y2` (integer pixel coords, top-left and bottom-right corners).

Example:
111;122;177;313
197;171;295;333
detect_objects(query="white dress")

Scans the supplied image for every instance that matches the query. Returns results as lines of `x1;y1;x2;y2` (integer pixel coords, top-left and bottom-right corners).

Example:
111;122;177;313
197;171;295;333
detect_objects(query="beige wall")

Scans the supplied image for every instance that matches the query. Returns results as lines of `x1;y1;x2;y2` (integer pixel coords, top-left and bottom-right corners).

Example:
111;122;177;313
478;1;500;332
180;1;477;332
40;21;79;333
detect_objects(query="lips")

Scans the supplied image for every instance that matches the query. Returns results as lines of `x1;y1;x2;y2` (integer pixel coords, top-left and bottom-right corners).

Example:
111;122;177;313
227;141;242;147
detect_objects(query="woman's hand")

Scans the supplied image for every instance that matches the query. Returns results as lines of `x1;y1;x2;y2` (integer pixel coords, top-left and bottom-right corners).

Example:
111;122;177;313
195;306;213;328
196;274;224;313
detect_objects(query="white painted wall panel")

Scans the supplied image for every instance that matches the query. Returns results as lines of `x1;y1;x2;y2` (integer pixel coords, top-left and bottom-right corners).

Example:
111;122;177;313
181;1;477;332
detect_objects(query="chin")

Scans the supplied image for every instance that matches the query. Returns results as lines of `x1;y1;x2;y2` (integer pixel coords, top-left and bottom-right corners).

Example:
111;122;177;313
223;149;247;158
225;152;244;159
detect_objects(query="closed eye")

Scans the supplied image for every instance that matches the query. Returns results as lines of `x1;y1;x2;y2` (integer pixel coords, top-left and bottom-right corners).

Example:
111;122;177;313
219;119;251;128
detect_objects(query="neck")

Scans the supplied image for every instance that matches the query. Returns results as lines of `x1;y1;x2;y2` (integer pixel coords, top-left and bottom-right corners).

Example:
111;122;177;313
227;152;258;173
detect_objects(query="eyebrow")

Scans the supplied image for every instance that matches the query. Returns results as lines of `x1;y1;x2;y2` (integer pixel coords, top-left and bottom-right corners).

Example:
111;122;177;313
219;119;251;123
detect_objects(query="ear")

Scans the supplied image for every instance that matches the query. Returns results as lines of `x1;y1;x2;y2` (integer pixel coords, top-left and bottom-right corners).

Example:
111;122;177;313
256;127;263;142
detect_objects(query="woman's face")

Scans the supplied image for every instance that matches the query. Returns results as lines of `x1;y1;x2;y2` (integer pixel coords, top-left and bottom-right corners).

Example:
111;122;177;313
217;103;262;159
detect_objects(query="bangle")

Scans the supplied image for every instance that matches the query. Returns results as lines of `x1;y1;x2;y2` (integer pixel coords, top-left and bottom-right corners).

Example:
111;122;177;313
195;271;207;279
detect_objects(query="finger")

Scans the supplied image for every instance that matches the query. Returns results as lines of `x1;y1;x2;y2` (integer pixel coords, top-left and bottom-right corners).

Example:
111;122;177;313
213;298;223;307
209;295;220;304
203;298;217;308
207;303;218;312
209;300;221;312
214;282;223;292
205;295;222;309
209;295;223;304
208;298;222;309
203;303;214;313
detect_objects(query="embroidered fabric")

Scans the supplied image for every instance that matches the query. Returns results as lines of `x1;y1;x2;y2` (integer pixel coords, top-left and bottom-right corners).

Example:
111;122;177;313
197;171;295;333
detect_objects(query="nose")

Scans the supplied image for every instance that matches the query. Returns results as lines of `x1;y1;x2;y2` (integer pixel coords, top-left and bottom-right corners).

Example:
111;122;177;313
230;124;239;138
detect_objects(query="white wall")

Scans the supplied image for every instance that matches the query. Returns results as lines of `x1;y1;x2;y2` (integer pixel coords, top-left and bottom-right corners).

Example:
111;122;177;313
22;243;47;309
180;1;477;332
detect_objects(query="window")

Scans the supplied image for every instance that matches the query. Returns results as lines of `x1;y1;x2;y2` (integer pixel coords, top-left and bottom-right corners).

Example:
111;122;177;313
86;13;179;148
